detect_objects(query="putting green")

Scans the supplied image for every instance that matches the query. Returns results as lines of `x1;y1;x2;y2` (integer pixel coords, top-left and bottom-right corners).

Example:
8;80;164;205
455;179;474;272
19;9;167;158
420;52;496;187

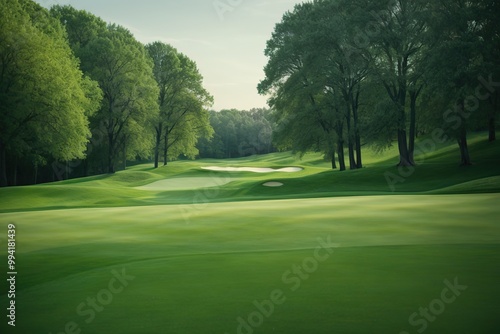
136;176;232;191
201;166;303;173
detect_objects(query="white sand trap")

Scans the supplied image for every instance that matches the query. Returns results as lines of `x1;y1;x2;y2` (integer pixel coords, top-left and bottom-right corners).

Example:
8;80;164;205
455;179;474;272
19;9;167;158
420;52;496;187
137;177;231;191
202;166;302;173
263;182;284;187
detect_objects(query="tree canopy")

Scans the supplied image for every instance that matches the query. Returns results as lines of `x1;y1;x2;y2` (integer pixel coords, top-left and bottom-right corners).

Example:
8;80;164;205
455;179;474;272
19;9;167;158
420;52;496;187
259;0;499;170
145;41;213;167
0;0;100;186
1;1;216;186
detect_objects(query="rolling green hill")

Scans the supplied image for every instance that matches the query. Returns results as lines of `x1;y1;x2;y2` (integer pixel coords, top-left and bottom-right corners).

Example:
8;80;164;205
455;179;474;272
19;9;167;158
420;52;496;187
0;133;499;334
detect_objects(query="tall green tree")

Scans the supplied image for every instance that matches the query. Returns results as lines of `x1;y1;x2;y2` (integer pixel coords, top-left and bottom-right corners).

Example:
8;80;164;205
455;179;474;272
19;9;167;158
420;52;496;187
79;25;159;173
424;0;484;166
309;0;373;169
54;6;159;174
259;1;366;170
146;42;213;167
370;0;430;166
0;0;99;186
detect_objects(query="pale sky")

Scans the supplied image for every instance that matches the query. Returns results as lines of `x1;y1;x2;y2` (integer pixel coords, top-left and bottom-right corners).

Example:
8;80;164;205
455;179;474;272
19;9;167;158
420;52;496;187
35;0;304;111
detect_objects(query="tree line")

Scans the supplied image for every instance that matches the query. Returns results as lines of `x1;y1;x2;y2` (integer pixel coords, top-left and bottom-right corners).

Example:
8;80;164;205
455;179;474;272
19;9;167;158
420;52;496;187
258;0;499;170
2;0;498;187
0;0;213;186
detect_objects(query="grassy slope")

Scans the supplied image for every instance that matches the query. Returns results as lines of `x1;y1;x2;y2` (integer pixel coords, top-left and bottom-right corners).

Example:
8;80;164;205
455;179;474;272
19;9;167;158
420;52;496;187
0;133;499;333
0;133;499;213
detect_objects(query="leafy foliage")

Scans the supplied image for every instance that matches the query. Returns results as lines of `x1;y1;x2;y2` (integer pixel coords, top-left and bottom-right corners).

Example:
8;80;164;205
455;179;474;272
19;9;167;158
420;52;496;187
259;0;499;170
146;42;213;166
0;0;100;186
56;7;159;173
197;109;274;159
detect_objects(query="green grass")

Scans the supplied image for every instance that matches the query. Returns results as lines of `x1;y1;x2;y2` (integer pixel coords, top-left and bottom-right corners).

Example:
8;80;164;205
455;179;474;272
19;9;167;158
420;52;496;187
1;196;500;333
0;133;499;333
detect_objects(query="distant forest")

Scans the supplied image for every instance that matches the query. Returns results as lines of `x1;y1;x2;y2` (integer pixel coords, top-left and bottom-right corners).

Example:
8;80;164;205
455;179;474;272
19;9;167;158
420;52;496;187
198;109;275;159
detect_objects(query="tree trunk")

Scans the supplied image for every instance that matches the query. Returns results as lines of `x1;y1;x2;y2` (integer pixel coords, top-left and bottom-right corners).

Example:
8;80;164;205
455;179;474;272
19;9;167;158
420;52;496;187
335;121;346;171
397;129;412;166
348;140;356;170
345;105;357;170
397;93;412;167
154;122;162;168
352;88;362;169
395;81;413;167
408;89;419;164
458;126;471;166
330;143;337;170
337;139;346;171
163;131;169;166
0;141;7;187
355;134;362;169
108;133;115;174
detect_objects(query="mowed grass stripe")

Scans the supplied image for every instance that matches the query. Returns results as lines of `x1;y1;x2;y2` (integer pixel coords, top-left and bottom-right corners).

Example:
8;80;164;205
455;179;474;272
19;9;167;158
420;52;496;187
1;194;499;256
3;245;499;333
0;194;499;296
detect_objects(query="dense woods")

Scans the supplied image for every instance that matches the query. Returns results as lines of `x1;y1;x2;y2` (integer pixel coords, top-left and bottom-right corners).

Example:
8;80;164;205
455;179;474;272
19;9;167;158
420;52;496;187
259;0;499;171
0;0;213;186
1;0;499;187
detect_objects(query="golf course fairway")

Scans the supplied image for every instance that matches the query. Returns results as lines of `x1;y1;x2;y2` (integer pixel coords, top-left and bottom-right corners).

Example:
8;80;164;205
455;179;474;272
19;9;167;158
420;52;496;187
0;138;499;333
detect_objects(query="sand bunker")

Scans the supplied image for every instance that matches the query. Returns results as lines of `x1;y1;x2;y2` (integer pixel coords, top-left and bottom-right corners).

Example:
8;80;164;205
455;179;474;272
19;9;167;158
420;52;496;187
263;182;284;187
202;166;302;173
137;177;231;191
